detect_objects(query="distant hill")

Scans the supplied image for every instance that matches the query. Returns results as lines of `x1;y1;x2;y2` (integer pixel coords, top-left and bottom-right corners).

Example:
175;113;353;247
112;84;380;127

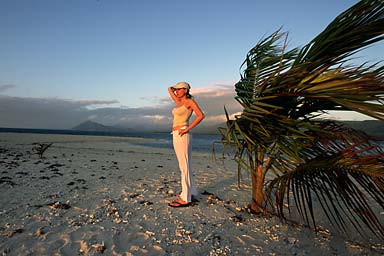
72;121;128;132
341;120;384;139
187;123;217;135
196;120;384;138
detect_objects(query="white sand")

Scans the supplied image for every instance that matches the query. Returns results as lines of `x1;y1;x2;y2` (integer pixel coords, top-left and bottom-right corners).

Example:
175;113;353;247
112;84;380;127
0;132;383;255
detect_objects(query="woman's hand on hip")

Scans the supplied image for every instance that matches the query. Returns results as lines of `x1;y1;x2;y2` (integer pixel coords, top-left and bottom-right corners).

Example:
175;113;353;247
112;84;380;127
178;127;189;136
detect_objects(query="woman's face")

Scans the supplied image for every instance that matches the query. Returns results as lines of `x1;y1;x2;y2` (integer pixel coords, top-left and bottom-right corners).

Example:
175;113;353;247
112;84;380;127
174;88;187;97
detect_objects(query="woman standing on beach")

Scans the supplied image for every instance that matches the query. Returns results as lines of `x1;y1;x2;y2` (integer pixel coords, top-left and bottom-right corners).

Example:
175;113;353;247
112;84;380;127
168;82;205;207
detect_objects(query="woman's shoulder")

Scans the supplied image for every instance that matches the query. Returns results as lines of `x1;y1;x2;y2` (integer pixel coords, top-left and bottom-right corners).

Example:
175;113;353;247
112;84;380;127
185;98;201;110
185;98;196;106
186;97;197;103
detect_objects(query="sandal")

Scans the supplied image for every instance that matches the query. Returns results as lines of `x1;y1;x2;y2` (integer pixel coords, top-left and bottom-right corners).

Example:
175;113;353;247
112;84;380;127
176;194;199;202
168;199;190;207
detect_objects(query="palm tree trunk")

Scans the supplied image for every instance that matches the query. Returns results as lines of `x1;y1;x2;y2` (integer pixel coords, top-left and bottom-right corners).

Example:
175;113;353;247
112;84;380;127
249;147;265;213
250;164;265;213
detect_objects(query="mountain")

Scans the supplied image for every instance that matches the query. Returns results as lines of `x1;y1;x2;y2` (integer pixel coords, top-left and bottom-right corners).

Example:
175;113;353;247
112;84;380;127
192;123;222;135
341;120;384;139
195;120;384;138
72;121;128;132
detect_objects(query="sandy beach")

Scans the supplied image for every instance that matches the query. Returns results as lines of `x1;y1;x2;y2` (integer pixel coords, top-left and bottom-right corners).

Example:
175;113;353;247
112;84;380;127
0;132;383;256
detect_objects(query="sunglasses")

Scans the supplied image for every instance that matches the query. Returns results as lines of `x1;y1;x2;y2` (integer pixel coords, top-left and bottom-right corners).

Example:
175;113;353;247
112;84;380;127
174;88;186;90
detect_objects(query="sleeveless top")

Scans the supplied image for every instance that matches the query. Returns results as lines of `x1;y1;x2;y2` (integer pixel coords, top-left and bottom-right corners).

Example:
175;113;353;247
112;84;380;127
172;105;193;127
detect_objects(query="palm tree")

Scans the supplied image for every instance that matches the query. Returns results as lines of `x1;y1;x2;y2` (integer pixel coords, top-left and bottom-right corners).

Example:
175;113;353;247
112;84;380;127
221;0;384;238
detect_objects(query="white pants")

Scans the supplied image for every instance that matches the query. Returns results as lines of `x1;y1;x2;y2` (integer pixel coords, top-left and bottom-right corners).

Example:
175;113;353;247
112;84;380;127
172;131;197;203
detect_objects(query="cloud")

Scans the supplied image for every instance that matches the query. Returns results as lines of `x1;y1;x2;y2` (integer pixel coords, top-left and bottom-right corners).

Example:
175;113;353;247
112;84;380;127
0;96;122;129
0;84;16;93
69;99;120;107
321;111;375;121
0;84;242;130
190;83;242;123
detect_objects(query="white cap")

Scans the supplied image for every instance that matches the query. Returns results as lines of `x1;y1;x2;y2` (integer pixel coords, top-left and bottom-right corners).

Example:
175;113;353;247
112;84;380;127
172;81;190;89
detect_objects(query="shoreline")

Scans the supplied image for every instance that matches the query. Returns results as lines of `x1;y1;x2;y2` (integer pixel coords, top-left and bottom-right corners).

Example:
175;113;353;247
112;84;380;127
0;132;383;255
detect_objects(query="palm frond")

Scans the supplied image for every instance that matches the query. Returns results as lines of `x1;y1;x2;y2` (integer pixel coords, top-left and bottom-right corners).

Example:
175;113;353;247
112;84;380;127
295;0;384;69
266;149;384;236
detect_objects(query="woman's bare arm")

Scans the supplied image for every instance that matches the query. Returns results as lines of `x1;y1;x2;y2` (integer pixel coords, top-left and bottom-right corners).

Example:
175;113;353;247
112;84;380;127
168;87;179;103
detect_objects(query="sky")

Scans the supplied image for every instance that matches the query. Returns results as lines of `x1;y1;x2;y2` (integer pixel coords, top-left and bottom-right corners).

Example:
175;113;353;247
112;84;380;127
1;0;383;131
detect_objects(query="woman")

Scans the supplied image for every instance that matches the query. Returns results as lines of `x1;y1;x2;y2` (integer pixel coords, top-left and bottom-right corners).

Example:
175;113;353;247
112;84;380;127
167;81;205;207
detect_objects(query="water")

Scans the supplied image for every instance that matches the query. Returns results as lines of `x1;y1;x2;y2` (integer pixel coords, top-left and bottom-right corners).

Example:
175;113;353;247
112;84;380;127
128;133;224;152
0;127;223;153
